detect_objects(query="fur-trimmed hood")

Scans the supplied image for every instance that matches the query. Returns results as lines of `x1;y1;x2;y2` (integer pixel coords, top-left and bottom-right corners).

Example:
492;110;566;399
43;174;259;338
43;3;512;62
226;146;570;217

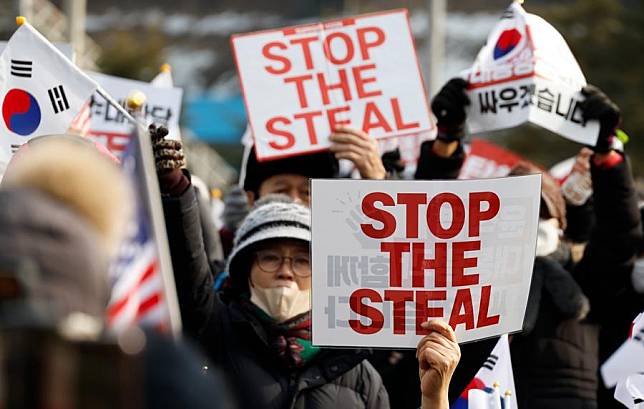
2;135;132;256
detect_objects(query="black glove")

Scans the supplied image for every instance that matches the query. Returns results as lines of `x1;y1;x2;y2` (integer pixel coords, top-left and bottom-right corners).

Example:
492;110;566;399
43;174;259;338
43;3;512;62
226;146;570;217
579;85;621;153
431;78;470;142
381;148;405;176
149;124;189;195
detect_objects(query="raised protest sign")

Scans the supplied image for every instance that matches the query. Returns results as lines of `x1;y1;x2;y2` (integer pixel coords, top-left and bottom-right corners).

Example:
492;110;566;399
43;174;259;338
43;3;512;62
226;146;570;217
459;138;525;180
232;9;433;161
311;176;541;348
464;3;599;145
87;72;183;156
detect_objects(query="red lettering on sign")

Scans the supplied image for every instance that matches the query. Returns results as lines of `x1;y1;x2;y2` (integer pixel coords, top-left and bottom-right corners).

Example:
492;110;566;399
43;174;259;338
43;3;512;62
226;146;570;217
353;64;381;99
266;117;294;150
327;106;351;130
416;290;447;335
384;290;414;334
427;193;465;239
284;74;313;108
289;36;319;70
349;288;384;334
468;192;500;237
477;285;499;328
362;101;392;133
380;242;410;287
449;288;475;330
262;41;291;75
356;26;386;60
397;193;426;239
360;192;395;239
317;70;351;105
391;97;419;130
293;111;323;145
412;242;447;288
452;240;480;287
323;32;355;65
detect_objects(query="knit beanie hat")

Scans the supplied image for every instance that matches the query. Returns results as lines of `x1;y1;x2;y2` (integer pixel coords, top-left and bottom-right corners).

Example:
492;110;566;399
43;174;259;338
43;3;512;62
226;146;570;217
242;146;339;196
510;161;567;230
226;195;311;292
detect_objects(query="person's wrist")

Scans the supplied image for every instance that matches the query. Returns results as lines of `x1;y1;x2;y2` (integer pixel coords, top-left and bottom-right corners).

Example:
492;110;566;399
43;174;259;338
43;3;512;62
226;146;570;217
421;391;449;409
432;139;460;158
361;165;386;180
592;150;623;168
158;168;191;196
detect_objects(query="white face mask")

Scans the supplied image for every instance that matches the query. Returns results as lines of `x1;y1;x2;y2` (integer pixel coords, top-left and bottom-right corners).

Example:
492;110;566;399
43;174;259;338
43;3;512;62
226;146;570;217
536;218;561;257
249;281;311;322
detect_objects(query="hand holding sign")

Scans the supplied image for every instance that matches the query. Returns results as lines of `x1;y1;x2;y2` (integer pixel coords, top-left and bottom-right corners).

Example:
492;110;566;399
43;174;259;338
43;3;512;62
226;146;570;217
329;126;386;179
417;320;460;409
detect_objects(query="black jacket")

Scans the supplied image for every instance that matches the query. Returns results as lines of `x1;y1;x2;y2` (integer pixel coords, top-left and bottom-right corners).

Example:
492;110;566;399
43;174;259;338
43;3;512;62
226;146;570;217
162;188;389;409
574;156;644;409
511;255;598;409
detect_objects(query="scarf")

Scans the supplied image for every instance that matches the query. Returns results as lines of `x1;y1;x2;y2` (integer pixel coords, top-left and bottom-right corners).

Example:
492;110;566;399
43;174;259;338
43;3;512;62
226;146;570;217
240;297;320;369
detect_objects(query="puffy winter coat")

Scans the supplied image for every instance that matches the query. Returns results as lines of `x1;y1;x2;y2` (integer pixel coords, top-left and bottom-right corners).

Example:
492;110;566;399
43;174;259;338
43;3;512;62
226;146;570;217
162;187;389;409
511;255;598;409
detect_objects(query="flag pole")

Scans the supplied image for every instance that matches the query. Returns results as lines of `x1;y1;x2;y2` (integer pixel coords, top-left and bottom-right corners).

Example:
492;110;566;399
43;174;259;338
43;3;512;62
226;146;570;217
126;91;183;339
95;86;142;126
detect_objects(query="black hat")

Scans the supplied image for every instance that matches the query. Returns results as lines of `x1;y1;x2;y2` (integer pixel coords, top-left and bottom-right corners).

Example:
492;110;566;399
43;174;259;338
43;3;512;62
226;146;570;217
242;146;339;195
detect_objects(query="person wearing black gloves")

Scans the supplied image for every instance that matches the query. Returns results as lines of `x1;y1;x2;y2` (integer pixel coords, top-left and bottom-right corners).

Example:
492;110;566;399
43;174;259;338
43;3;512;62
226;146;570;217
574;86;643;409
580;85;622;154
415;78;469;180
409;80;641;409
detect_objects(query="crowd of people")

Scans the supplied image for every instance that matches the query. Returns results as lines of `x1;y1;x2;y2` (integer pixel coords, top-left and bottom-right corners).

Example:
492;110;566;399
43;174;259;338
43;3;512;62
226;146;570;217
0;72;642;409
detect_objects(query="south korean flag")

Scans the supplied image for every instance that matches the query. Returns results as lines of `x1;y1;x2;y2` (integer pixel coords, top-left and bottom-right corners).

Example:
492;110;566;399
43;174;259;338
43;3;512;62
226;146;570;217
0;19;97;167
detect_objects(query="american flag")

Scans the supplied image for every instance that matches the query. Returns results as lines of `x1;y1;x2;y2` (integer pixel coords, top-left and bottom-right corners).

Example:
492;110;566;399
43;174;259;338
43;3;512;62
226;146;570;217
68;100;92;137
106;132;169;332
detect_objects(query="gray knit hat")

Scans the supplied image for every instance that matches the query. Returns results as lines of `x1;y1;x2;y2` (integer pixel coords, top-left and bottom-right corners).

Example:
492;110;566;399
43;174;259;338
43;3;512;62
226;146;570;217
226;195;311;290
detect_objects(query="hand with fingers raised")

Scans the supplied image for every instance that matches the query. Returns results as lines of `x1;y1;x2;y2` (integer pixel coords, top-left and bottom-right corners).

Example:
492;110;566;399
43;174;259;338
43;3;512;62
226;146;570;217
328;126;386;180
149;124;190;196
417;319;461;409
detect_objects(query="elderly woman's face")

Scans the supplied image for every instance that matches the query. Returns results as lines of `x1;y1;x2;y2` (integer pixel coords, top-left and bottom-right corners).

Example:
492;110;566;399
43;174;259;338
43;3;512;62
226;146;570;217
249;239;311;291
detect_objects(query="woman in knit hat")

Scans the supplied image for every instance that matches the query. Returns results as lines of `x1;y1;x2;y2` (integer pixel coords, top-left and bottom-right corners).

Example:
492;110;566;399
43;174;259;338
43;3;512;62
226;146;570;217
166;191;460;409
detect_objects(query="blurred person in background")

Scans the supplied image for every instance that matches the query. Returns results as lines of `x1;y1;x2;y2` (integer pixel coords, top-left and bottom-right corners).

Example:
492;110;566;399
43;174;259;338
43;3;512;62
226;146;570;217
411;79;642;409
0;134;232;409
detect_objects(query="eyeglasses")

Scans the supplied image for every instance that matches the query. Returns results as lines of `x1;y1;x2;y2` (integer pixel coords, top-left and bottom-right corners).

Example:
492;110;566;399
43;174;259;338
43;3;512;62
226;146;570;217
254;250;311;277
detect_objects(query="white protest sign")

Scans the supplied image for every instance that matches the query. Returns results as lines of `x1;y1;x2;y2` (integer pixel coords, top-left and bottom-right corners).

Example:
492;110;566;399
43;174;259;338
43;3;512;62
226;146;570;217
87;71;183;156
311;176;540;348
615;374;644;409
232;9;433;161
464;3;599;145
601;316;644;388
